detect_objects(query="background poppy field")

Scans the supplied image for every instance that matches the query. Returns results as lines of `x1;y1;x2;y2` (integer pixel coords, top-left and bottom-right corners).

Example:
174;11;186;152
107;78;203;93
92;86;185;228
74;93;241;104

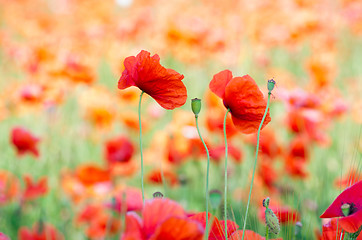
0;0;361;239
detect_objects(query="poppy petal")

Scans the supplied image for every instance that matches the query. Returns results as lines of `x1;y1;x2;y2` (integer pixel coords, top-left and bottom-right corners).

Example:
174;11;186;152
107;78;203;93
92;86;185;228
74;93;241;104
320;181;362;218
143;198;185;237
149;217;204;240
224;75;271;134
118;50;187;110
121;212;143;240
209;70;233;99
339;210;362;233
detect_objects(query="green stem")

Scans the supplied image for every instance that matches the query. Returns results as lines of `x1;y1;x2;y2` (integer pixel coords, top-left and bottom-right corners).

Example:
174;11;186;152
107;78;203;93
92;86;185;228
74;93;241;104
224;108;231;240
138;91;145;204
195;115;211;240
241;92;271;240
266;226;269;240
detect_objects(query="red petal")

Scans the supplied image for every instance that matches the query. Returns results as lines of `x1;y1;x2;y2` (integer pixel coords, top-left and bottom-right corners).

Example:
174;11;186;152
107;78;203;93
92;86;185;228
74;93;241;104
121;212;144;240
143;198;185;237
339;210;362;233
209;70;233;99
118;55;138;89
320;180;362;219
223;75;271;134
189;212;238;240
149;217;204;240
118;50;186;110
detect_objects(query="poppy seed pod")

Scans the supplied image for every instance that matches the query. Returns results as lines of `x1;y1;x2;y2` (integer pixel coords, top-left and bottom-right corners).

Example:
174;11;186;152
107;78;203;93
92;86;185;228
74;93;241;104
191;98;202;117
265;208;280;235
153;191;164;198
263;197;270;208
268;79;276;92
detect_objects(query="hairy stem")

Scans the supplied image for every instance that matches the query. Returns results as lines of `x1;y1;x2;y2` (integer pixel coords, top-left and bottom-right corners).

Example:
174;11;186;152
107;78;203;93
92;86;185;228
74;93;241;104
241;93;271;240
224;108;231;240
138;91;145;204
195;115;211;240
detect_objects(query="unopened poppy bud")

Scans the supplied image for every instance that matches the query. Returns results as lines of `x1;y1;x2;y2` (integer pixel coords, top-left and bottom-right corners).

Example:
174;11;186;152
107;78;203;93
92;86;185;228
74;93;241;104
265;208;280;235
294;222;302;239
341;203;351;216
209;189;222;209
267;79;276;92
191;98;202;117
153;191;164;198
263;197;270;208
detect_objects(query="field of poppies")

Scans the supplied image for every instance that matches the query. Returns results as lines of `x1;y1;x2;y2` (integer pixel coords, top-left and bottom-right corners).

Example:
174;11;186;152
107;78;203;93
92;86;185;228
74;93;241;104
0;0;361;239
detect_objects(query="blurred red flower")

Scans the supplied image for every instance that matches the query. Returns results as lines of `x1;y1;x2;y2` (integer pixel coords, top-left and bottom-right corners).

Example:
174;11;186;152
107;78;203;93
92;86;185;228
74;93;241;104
188;212;238;240
209;70;270;134
320;180;362;233
104;136;134;165
18;223;63;240
10;127;40;157
22;175;48;201
75;164;111;187
229;230;282;240
147;169;179;186
0;233;10;240
121;198;204;240
259;204;300;224
321;218;345;240
118;50;187;110
0;170;20;205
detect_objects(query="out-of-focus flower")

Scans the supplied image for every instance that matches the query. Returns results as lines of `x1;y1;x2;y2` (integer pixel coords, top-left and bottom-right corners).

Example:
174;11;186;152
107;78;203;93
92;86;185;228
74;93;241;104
18;222;63;240
10;127;40;157
229;230;282;240
118;50;187;110
75;164;111;187
121;198;204;240
335;169;361;188
209;145;243;164
188;212;238;240
147;169;179;186
107;187;143;213
0;233;10;240
104;136;134;165
0;170;20;205
22;175;48;201
321;218;346;240
320;180;362;233
209;70;271;134
246;128;282;160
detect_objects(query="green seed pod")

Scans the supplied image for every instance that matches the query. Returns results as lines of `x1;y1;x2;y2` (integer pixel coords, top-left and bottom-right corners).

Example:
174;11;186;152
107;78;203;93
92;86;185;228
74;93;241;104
341;203;351;216
191;98;202;117
265;208;280;235
153;191;164;198
263;197;270;208
294;221;303;239
267;79;276;92
209;189;222;209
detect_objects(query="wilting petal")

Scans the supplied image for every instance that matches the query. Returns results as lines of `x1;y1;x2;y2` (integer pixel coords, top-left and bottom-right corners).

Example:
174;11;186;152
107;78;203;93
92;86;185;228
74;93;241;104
149;217;204;240
209;70;233;99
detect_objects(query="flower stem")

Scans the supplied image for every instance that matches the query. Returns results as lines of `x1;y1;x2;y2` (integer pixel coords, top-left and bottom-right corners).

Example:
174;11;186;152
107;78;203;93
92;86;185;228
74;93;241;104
241;92;271;240
224;108;231;240
195;115;211;239
138;91;145;204
265;226;269;240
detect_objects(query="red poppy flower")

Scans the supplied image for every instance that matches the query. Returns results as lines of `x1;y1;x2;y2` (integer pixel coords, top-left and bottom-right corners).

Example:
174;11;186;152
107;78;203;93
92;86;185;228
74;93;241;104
321;218;346;240
22;175;48;201
75;164;110;187
107;187;143;213
209;70;271;134
18;223;63;240
10;127;40;157
121;198;204;240
118;50;187;110
320;180;362;233
229;230;282;240
147;169;179;186
188;212;238;240
104;136;134;165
